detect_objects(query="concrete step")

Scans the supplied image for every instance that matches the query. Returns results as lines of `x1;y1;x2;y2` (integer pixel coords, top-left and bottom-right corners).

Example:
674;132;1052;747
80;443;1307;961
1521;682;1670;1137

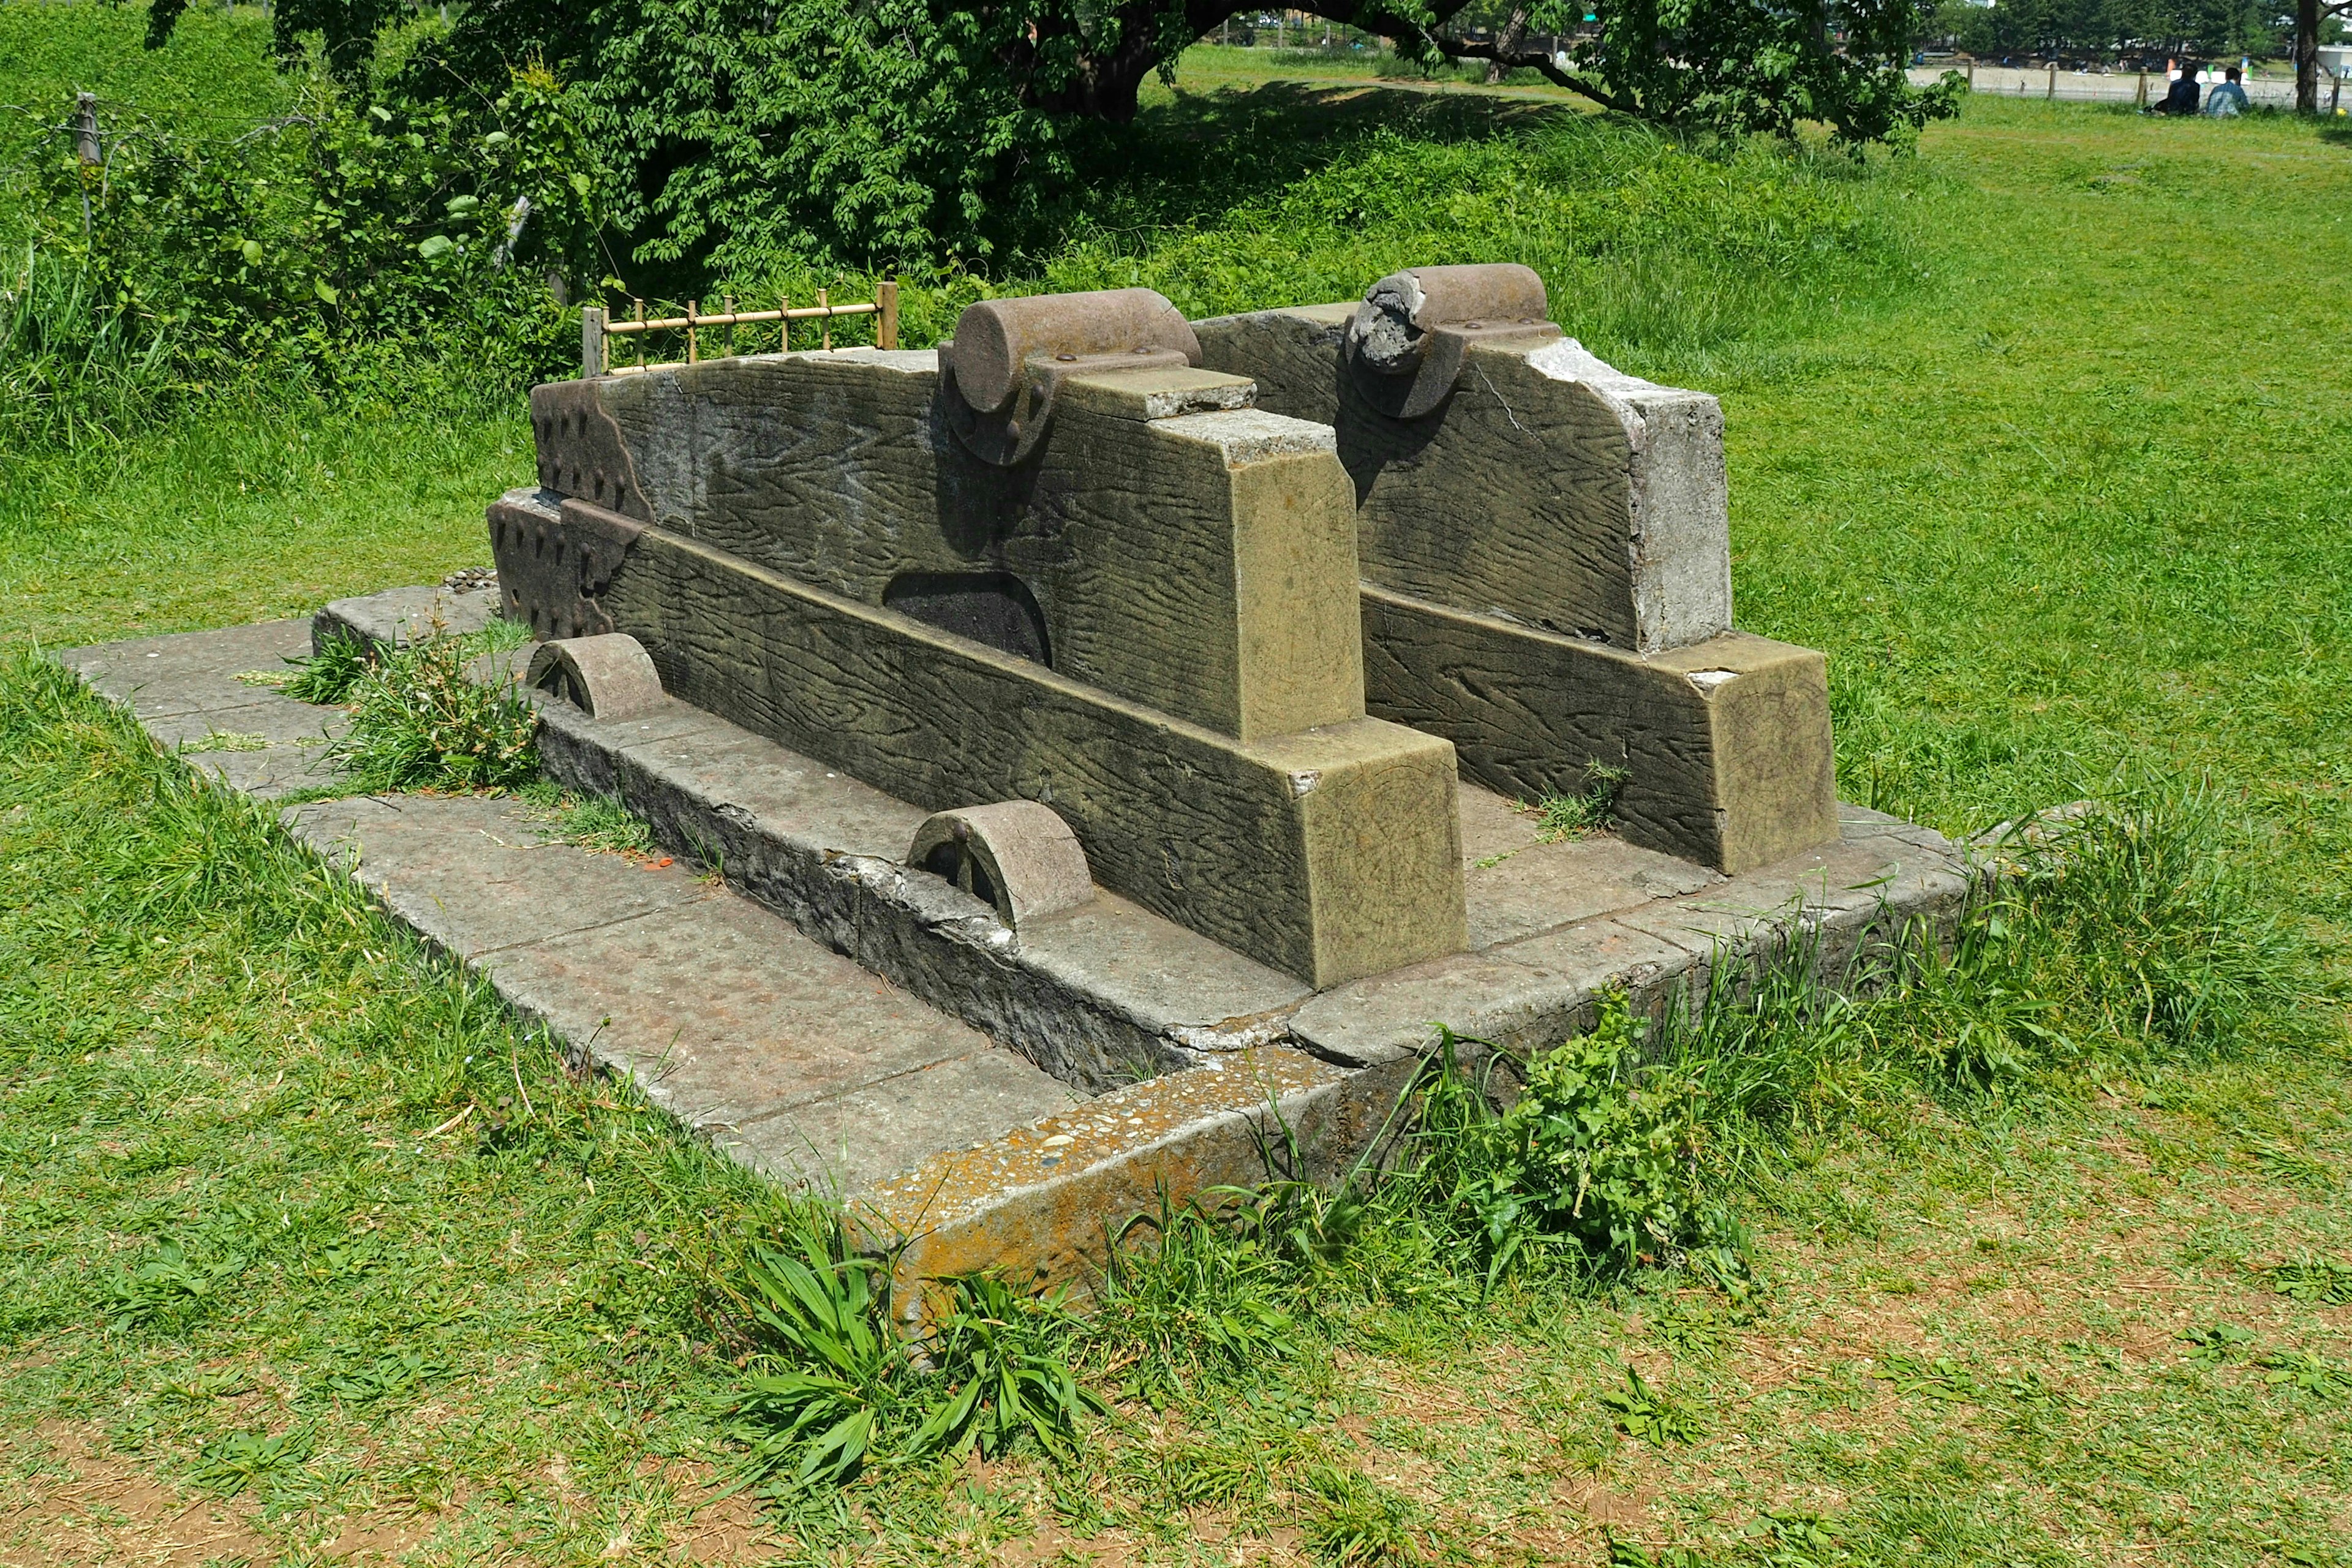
284;792;1081;1196
58;600;1982;1297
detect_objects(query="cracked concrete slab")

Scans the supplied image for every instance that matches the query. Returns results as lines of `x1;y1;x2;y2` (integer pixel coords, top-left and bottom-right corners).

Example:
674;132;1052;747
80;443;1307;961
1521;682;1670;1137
60;620;314;720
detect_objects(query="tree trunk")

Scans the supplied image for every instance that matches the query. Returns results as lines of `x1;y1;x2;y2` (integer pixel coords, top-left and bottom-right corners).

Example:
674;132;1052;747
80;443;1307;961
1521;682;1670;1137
2300;0;2320;113
1486;5;1529;85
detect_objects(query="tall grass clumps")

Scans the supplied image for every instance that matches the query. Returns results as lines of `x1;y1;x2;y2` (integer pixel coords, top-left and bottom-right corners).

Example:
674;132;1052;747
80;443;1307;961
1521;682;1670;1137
0;244;176;451
320;628;539;794
1012;779;2309;1433
1984;785;2301;1058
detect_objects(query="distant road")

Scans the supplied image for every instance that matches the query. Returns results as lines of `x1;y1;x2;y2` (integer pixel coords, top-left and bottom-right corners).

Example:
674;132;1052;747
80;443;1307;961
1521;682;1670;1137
1911;62;2316;110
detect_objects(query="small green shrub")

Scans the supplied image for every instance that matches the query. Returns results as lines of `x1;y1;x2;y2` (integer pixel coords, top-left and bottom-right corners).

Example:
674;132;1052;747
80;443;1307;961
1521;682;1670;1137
330;633;538;793
1392;993;1737;1288
282;633;372;704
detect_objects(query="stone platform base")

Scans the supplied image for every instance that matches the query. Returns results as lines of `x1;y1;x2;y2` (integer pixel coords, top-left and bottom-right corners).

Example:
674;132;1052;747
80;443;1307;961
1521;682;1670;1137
58;592;1980;1303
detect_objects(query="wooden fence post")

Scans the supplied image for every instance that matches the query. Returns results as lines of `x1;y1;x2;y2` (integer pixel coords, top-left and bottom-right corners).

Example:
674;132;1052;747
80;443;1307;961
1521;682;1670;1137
685;299;699;363
878;279;900;350
2137;70;2148;107
819;287;831;352
581;306;606;379
2047;64;2057;99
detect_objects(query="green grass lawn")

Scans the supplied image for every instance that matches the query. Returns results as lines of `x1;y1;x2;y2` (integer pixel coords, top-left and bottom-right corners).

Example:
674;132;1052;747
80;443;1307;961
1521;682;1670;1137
5;21;2352;1563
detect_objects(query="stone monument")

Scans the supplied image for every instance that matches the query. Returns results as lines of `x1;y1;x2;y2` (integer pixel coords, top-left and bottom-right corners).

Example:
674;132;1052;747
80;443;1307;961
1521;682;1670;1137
1194;264;1839;873
492;288;1468;991
491;268;1840;998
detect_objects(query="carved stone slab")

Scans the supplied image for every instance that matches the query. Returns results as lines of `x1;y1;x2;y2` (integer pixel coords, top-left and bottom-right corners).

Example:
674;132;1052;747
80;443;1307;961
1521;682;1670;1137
1194;302;1838;872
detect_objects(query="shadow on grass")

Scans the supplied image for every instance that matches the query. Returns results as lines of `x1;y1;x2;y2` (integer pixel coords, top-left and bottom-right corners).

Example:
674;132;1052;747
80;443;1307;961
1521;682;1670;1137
1030;80;1578;260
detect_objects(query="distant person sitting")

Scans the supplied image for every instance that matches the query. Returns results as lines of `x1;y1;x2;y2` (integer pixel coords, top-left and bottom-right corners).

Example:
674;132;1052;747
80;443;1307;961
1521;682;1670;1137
2155;67;2201;114
2205;66;2250;115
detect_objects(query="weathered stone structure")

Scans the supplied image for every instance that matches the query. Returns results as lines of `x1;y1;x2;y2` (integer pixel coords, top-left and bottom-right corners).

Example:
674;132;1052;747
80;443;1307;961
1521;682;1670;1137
1194;265;1839;873
493;291;1468;990
491;270;1839;1000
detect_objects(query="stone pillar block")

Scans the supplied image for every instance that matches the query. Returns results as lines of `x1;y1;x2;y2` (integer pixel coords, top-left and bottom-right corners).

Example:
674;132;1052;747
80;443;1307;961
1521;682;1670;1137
1195;302;1839;872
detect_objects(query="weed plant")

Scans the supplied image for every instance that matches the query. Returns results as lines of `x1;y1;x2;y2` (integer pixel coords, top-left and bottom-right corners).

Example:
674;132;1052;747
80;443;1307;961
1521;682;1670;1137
326;630;537;794
1529;760;1634;841
279;631;370;704
720;1221;1101;1495
514;780;658;856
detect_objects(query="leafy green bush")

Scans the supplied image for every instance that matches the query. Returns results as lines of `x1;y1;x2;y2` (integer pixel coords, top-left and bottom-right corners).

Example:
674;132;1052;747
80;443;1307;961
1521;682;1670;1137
330;633;538;794
2;61;599;443
1390;994;1740;1289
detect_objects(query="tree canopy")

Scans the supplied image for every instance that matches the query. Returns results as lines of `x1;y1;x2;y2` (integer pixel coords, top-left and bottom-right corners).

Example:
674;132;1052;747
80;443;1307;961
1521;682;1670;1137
138;1;1959;268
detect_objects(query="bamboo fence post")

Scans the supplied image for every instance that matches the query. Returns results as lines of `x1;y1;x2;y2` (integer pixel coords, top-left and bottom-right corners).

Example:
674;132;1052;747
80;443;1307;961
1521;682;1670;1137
631;299;644;371
878;279;899;349
686;298;699;363
723;295;736;359
779;295;789;353
819;287;831;351
581;305;606;379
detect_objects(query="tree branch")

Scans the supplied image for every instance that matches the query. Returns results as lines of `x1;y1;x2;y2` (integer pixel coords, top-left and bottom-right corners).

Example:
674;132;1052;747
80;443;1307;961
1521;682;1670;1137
1431;34;1644;116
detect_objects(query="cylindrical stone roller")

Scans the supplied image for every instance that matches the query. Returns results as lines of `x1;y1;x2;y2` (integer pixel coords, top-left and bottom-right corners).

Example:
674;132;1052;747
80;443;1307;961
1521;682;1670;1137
942;288;1202;413
1349;263;1551;375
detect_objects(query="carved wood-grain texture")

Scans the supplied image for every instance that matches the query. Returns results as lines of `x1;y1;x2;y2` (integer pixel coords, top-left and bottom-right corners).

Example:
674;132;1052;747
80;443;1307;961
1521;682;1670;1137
1362;586;1837;873
530;353;1363;742
598;526;1465;987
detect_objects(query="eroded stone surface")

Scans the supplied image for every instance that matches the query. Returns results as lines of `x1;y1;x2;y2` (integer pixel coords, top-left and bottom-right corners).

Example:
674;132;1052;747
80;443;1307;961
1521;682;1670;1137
316;584;496;653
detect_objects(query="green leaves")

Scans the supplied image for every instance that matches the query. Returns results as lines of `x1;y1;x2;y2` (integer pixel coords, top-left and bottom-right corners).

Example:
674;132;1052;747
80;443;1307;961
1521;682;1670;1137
1600;1364;1706;1444
1395;993;1733;1287
108;1237;249;1328
724;1223;1103;1494
2180;1321;2258;1365
187;1426;314;1498
915;1272;1105;1461
2260;1255;2352;1306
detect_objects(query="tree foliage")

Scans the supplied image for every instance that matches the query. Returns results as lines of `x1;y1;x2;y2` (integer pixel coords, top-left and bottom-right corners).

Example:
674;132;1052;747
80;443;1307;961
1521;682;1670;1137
138;1;1956;269
1928;0;2294;61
